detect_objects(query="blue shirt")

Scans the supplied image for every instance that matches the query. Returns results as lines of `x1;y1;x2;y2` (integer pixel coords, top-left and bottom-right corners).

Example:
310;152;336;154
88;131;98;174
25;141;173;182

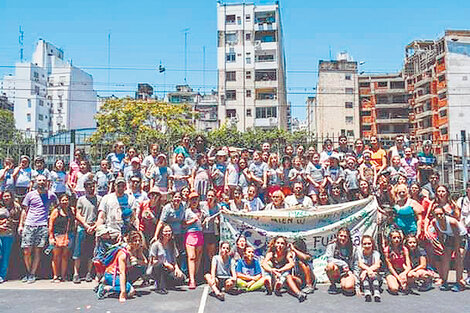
236;258;262;276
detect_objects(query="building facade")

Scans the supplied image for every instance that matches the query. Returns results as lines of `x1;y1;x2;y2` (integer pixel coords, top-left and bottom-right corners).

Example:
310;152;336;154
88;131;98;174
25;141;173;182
358;73;409;146
0;95;14;111
314;54;359;139
1;39;97;136
404;30;470;154
217;2;288;131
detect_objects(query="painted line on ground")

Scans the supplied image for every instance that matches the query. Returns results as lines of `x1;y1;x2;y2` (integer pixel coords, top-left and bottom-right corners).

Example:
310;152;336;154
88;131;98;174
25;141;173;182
197;285;209;313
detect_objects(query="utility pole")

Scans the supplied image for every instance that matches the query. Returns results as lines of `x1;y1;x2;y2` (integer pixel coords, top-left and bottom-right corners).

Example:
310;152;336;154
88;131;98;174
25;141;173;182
182;28;190;84
19;26;24;62
462;130;468;190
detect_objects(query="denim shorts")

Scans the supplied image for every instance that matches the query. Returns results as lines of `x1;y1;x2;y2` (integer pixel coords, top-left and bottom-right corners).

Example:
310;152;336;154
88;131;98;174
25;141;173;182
21;225;48;248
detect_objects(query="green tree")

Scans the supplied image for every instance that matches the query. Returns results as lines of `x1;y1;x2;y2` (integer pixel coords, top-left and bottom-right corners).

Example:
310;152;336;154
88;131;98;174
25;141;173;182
89;98;196;151
0;109;35;161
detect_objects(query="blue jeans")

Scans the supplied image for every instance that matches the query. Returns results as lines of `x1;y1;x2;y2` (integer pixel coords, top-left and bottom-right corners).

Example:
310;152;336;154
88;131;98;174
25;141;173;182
0;235;14;279
104;272;132;293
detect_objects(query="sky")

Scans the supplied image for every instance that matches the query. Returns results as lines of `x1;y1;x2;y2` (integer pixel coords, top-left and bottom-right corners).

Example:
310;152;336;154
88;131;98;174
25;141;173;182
1;0;470;119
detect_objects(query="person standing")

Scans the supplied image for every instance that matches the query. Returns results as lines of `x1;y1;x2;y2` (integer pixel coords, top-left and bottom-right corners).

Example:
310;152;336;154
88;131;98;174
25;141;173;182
18;175;58;283
0;191;21;282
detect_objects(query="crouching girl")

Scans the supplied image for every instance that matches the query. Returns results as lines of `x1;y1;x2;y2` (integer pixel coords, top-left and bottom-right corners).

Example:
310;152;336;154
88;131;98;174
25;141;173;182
405;234;432;292
204;241;237;301
325;228;356;296
355;235;381;302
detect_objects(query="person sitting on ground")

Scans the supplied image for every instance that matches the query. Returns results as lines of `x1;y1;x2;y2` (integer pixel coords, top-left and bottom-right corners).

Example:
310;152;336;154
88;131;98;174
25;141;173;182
384;230;411;295
290;238;316;294
325;227;356;296
404;234;432;292
261;236;307;302
147;224;185;294
236;246;271;293
204;241;237;301
355;235;381;302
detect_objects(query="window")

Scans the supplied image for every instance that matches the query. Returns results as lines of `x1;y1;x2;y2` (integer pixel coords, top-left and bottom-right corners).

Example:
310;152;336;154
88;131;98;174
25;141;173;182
226;32;237;44
345;116;353;124
237;16;241;25
360;110;371;116
377;96;388;104
27;113;31;122
27;99;31;108
246;71;251;79
226;109;236;118
226;15;236;24
246;57;251;64
390;81;405;89
255;11;276;24
226;71;236;82
255;69;277;81
226;90;236;100
246;14;251;21
255;106;277;119
439;110;447;117
34;86;40;95
347;130;355;137
226;50;236;62
345;74;351;80
345;88;354;94
440;127;448;135
463;76;468;81
362;125;372;131
33;72;39;78
254;30;276;43
256;53;275;62
246;109;252;117
246;90;252;97
39;100;44;106
378;82;388;88
256;88;277;100
38;114;44;121
438;92;447;100
359;82;370;88
345;102;353;108
246;33;251;41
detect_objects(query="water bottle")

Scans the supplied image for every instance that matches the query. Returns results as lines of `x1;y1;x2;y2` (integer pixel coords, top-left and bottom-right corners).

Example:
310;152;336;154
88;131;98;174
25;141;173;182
44;244;54;255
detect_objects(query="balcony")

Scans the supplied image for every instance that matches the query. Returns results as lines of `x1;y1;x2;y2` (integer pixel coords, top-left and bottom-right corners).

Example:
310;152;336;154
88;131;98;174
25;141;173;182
375;102;408;109
376;115;409;124
255;117;278;128
254;22;277;31
415;93;434;103
414;76;432;88
416;110;434;120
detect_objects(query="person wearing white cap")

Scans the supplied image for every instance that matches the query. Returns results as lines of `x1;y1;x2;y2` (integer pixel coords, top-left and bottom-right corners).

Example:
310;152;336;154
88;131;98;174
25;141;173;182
12;155;32;200
124;157;144;189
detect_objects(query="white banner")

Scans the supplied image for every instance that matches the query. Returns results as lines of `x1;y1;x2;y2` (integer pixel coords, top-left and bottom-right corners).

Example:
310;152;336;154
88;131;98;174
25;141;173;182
220;196;379;282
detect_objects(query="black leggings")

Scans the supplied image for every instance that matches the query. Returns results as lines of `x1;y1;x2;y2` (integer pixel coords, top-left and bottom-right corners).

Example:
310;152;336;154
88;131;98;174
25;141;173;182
149;263;185;289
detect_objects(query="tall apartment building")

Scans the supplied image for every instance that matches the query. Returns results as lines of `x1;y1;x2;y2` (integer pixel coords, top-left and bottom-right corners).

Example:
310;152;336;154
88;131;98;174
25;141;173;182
217;1;288;131
358;73;409;146
404;30;470;154
314;54;359;139
2;39;97;136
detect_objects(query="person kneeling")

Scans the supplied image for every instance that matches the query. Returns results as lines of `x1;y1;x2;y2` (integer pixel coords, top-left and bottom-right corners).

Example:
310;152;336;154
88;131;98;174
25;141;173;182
96;235;136;302
204;241;237;301
147;224;186;294
236;246;271;293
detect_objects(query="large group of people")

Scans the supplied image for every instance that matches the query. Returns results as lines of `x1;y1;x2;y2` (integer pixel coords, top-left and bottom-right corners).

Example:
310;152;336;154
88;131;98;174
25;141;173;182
0;133;469;303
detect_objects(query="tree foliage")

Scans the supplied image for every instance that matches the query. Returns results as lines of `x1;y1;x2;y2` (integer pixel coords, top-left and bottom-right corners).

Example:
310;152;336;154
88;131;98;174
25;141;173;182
89;98;196;150
0;109;35;161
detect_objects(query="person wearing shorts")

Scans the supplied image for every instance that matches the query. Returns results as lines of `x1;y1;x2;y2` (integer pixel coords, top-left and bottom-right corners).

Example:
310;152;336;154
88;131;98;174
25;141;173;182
18;175;57;283
204;241;237;301
184;192;206;289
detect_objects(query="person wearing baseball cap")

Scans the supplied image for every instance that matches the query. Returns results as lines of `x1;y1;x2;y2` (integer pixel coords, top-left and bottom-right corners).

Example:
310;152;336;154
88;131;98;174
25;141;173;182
96;175;138;236
124;157;143;188
13;155;33;200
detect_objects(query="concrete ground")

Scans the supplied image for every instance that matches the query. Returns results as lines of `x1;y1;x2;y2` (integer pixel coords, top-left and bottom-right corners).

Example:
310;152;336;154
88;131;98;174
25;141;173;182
0;280;469;313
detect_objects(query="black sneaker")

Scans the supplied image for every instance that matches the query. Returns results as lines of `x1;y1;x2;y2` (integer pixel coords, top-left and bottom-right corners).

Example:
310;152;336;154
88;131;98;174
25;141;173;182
297;292;307;303
374;294;381;302
328;284;339;295
155;288;168;295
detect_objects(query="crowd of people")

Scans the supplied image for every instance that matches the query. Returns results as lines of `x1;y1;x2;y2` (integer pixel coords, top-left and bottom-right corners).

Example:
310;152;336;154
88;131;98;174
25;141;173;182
0;133;469;303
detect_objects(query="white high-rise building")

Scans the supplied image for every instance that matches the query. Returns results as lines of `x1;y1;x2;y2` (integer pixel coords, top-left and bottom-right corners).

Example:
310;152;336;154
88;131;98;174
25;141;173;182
2;39;97;136
217;1;288;131
314;53;360;139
